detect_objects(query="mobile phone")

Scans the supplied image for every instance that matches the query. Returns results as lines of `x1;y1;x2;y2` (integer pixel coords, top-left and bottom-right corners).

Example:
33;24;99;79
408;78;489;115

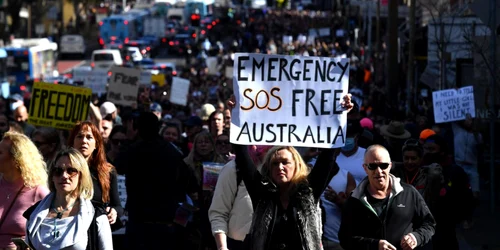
12;237;29;250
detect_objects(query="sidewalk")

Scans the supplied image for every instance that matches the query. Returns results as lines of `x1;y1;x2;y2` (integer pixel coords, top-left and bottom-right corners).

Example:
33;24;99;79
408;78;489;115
456;187;500;250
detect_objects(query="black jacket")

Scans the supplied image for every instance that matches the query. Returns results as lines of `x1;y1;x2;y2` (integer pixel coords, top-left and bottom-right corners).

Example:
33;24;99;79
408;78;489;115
115;136;197;223
339;175;436;250
234;145;338;250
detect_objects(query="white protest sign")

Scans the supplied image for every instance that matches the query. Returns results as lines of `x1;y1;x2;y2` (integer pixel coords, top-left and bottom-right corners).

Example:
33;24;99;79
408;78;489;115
298;34;307;44
170;77;190;106
318;28;331;37
432;86;475;123
140;71;152;85
107;66;141;107
117;175;127;208
282;35;293;45
231;53;350;148
206;57;218;75
84;70;108;95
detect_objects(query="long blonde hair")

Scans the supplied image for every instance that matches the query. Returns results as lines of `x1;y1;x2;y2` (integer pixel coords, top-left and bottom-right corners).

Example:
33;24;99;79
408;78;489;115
261;146;310;190
3;132;48;188
49;148;94;199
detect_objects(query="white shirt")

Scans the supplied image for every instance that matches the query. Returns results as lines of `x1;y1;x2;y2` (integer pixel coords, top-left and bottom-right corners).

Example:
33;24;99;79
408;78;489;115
337;147;367;185
321;169;349;242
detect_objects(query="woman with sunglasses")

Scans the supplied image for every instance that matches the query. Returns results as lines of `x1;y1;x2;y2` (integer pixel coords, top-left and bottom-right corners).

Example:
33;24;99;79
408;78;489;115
0;132;49;250
24;148;113;249
68;121;123;229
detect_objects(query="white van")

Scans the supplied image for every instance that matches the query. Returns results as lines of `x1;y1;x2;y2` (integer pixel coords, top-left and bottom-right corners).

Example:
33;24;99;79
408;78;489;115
60;35;86;57
91;49;123;70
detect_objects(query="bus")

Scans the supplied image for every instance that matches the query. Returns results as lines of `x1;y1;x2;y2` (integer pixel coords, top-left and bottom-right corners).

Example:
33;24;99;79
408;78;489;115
185;0;214;19
124;8;151;37
4;38;58;84
0;49;9;98
99;14;138;46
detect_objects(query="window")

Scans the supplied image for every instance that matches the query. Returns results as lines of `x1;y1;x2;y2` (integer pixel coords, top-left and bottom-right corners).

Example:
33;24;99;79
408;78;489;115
6;51;29;73
93;54;115;61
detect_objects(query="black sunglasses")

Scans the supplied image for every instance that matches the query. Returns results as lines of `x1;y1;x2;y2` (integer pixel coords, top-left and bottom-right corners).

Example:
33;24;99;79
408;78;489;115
52;166;79;177
364;162;391;170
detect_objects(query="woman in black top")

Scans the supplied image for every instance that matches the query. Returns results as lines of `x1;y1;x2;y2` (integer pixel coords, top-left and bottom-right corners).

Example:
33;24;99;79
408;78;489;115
230;94;353;250
68;121;124;228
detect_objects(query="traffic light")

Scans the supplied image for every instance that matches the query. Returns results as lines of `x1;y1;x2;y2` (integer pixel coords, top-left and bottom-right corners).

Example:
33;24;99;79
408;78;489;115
191;14;201;26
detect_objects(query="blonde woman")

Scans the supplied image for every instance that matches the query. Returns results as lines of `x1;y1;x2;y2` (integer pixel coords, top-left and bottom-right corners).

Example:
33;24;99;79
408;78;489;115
0;132;49;250
230;94;354;250
24;148;113;250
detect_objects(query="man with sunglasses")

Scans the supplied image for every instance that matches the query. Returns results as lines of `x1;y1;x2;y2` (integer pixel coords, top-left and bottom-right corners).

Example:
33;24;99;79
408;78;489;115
339;145;435;250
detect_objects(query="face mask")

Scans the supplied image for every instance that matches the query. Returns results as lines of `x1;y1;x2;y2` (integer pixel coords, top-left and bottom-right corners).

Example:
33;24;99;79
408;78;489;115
341;137;356;152
10;101;22;111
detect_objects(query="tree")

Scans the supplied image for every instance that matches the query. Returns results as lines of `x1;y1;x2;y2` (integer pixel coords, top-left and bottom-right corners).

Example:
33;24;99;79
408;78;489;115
6;0;25;36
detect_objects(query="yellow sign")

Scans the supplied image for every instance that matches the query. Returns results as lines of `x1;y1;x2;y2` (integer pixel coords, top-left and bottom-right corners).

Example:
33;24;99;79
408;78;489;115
28;82;92;130
151;74;166;87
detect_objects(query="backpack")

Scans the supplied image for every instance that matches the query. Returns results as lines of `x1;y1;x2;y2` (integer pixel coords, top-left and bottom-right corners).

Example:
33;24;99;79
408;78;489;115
23;200;106;250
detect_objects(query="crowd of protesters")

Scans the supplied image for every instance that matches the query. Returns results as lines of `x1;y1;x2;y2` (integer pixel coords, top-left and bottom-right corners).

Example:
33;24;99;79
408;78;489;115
0;9;489;250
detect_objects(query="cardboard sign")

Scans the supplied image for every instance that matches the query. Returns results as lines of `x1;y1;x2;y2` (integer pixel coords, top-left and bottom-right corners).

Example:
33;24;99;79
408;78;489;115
432;86;476;123
28;82;92;130
84;70;108;95
231;53;350;148
107;66;141;107
169;77;190;106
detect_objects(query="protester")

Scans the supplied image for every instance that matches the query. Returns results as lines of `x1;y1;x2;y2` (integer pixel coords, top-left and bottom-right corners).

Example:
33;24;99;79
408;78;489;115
419;129;435;145
230;94;353;250
182;116;203;152
321;167;356;250
101;119;113;144
422;134;472;249
209;145;272;250
0;114;10;138
115;112;196;249
209;110;225;139
32;127;63;164
24;148;113;249
106;125;127;166
67;121;124;228
339;144;436;250
380;121;411;162
336;119;367;184
0;132;49;249
215;132;233;162
13;105;36;137
100;101;121;126
223;109;231;130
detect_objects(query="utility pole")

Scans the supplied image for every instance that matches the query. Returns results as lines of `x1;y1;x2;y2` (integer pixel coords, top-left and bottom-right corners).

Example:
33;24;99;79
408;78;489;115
489;0;496;213
407;0;416;115
439;19;446;90
27;4;32;38
376;0;380;53
387;0;399;110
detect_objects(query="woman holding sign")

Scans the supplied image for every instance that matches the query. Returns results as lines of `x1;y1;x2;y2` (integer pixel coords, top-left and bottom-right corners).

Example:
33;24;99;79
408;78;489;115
229;94;354;250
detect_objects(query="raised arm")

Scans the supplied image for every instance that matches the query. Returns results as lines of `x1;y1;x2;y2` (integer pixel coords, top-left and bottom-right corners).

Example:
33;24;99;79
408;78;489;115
233;144;262;204
308;148;339;200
